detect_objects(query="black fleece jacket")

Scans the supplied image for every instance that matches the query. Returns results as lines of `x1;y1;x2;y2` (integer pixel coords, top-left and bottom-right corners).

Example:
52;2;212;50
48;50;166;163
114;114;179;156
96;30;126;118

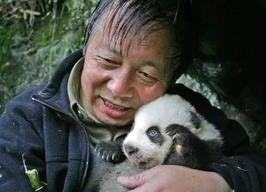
0;50;265;192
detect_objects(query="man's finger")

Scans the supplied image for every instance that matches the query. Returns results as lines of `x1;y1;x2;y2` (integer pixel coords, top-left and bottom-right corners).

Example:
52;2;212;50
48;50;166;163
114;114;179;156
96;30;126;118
117;172;147;189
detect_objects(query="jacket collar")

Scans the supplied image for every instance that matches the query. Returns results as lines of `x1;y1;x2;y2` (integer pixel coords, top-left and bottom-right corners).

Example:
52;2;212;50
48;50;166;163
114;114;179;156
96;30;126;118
31;49;132;142
32;49;83;118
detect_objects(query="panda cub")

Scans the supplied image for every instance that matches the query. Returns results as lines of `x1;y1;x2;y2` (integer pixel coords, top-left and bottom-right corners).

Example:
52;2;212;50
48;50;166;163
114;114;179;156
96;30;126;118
99;94;224;192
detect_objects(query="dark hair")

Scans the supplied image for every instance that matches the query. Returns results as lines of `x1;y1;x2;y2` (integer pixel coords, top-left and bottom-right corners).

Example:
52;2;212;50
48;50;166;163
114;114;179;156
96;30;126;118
83;0;194;85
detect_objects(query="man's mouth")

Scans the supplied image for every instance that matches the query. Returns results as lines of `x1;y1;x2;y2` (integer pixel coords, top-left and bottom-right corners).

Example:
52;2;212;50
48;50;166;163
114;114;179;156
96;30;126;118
101;97;129;111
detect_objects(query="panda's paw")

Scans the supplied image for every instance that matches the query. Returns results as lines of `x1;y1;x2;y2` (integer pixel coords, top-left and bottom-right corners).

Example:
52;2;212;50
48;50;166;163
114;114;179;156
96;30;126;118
165;124;195;145
165;124;192;137
95;140;125;163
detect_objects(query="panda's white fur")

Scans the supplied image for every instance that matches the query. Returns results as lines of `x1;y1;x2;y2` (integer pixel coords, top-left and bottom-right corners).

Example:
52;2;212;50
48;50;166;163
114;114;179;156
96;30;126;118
99;94;223;192
122;94;223;169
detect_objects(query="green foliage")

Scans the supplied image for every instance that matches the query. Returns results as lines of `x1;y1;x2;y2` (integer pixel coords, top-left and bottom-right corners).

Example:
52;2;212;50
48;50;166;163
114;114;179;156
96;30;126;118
0;24;22;66
0;0;98;112
0;0;61;26
256;138;266;153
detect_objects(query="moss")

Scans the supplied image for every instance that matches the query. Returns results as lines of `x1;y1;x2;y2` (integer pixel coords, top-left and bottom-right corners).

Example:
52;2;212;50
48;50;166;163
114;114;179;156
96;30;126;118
255;138;266;153
0;0;98;112
0;23;26;67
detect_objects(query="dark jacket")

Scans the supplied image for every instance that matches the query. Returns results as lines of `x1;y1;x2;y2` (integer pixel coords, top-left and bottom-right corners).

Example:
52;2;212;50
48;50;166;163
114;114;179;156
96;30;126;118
0;50;265;192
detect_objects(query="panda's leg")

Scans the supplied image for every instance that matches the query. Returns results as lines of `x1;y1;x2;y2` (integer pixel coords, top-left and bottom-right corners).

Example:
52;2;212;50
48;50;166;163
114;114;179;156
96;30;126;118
95;136;126;163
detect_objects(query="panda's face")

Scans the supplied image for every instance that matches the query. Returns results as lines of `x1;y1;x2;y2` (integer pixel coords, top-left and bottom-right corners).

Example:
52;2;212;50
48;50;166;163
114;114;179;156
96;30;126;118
123;121;173;169
122;94;223;169
122;94;199;169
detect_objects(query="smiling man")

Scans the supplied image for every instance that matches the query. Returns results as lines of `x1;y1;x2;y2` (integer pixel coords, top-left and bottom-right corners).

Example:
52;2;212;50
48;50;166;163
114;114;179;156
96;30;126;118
0;0;266;192
80;27;171;126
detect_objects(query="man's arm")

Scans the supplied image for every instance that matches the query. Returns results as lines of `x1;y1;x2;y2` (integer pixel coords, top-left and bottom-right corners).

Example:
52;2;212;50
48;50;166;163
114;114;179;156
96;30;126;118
209;151;266;191
0;86;45;192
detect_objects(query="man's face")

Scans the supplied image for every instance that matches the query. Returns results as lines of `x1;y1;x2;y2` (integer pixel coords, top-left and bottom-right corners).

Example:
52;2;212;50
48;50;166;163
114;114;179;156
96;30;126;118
80;26;174;126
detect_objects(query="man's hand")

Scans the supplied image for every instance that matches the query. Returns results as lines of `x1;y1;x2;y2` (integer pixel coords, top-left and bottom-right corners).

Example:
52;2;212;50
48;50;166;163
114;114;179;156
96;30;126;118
117;165;231;192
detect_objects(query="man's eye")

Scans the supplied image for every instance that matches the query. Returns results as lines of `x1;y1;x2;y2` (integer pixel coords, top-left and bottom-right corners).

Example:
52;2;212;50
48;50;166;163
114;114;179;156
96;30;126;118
137;71;158;83
102;57;114;63
95;56;119;68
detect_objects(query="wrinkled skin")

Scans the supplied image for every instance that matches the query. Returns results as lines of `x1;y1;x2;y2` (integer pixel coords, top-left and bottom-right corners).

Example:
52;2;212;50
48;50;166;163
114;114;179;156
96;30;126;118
118;165;231;192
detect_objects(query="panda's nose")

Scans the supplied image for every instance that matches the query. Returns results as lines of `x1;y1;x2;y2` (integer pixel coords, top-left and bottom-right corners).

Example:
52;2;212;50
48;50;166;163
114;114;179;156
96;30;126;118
124;145;139;155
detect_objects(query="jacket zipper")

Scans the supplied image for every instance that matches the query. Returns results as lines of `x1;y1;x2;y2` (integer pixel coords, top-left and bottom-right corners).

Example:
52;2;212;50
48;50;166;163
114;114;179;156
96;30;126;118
78;122;90;191
32;95;90;191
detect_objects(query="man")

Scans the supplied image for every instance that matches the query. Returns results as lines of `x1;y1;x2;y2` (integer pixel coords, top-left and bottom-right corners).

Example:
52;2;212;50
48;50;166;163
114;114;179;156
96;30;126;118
0;0;265;191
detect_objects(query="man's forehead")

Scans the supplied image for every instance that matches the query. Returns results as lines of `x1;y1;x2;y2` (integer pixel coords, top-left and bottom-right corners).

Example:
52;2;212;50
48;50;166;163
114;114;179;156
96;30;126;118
102;33;153;55
93;22;148;49
89;2;171;49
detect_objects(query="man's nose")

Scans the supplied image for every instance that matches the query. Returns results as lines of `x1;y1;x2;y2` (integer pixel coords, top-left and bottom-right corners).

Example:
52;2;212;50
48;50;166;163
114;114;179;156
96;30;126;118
107;69;133;98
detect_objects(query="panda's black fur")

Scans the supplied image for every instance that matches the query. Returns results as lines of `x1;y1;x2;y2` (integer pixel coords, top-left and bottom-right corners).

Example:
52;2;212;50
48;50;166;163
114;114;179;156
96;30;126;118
97;94;224;192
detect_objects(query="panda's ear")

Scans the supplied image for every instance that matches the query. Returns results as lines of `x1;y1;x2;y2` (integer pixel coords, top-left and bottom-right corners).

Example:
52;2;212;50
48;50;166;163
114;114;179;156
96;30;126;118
190;111;201;129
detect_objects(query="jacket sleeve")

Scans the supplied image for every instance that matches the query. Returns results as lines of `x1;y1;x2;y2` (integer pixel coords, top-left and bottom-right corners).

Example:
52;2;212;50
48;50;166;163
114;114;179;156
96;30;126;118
0;86;46;192
167;83;266;191
209;151;266;191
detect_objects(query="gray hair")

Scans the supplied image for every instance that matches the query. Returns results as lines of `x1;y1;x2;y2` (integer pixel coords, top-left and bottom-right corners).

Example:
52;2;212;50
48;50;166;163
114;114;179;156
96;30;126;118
83;0;194;85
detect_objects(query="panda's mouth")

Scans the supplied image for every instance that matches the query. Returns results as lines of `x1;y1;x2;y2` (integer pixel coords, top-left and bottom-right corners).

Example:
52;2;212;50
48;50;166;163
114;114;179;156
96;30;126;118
138;161;150;169
124;149;161;169
130;158;159;169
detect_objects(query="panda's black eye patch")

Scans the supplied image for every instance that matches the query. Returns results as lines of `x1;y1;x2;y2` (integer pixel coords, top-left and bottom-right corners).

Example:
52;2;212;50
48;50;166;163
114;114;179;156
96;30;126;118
190;111;201;129
146;126;164;146
147;128;158;137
